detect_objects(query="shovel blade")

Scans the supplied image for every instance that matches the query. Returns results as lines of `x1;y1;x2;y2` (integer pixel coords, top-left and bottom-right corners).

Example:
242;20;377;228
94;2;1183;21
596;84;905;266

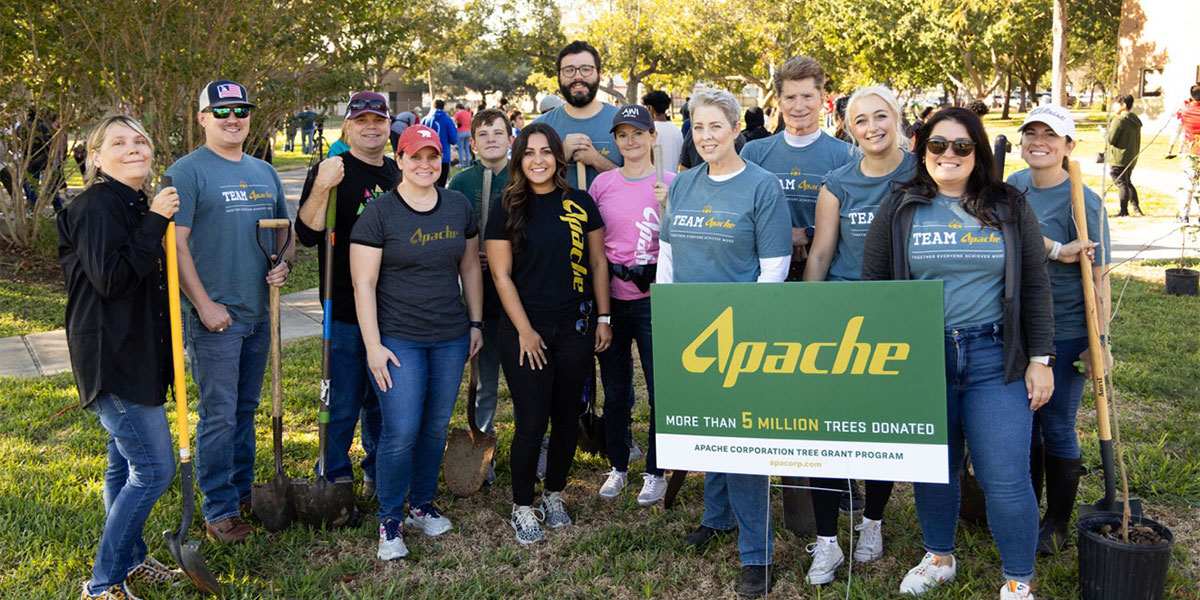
251;472;296;532
164;534;221;596
442;427;496;497
293;477;356;528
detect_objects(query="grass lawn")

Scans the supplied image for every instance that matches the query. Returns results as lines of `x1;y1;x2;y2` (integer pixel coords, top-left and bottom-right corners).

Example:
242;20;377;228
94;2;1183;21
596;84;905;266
0;261;1196;598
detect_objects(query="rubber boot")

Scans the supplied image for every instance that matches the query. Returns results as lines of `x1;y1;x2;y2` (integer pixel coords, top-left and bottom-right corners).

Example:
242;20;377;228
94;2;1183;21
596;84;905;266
1037;454;1082;554
1030;444;1045;508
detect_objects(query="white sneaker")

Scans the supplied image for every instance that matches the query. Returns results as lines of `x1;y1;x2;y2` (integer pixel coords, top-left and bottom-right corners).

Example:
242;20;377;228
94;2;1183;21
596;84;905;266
377;519;409;560
510;505;545;545
542;491;572;528
636;473;667;506
1000;580;1034;600
852;518;883;562
805;537;845;585
899;552;956;595
599;468;628;499
404;503;452;536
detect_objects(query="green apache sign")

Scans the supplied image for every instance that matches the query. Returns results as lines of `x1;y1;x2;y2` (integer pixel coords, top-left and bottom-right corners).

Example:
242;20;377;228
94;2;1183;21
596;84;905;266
650;281;949;483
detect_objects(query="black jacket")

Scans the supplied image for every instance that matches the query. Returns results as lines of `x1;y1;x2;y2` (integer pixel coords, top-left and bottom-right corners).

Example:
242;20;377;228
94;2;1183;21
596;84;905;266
861;187;1055;383
58;178;172;408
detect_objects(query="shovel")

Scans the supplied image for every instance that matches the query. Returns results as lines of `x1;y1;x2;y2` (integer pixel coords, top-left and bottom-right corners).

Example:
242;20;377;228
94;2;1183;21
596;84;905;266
250;218;296;532
442;359;496;496
577;160;587;190
292;189;356;528
162;215;222;596
1068;161;1142;518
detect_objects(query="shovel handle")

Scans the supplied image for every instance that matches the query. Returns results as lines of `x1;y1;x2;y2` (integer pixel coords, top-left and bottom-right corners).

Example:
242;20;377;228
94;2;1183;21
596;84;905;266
480;169;493;233
465;357;482;438
1069;161;1111;441
166;222;190;459
576;161;587;190
653;145;664;184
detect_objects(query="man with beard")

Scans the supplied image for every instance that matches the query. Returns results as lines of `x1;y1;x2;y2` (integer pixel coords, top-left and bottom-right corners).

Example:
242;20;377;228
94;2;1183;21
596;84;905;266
295;91;401;500
533;40;623;189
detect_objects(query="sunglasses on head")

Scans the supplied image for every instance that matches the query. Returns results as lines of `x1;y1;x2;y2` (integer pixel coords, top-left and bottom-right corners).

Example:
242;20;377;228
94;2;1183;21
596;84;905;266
926;137;975;157
209;106;251;119
348;98;388;112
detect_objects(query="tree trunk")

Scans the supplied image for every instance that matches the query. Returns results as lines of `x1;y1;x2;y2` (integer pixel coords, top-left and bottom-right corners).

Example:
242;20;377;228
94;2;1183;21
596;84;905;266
1002;70;1013;120
427;69;435;104
1052;0;1068;106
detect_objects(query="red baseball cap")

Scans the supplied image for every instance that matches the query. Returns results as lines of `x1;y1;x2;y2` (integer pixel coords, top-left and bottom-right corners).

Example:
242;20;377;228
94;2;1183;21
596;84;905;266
396;124;442;156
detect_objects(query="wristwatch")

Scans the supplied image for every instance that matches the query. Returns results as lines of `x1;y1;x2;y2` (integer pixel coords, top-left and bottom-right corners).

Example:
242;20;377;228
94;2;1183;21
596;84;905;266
597;314;612;325
1030;355;1055;367
469;321;484;330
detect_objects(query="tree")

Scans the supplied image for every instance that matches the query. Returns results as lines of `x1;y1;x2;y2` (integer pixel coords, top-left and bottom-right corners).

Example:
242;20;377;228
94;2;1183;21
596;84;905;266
1051;0;1068;105
1067;0;1120;103
999;0;1053;111
579;0;697;105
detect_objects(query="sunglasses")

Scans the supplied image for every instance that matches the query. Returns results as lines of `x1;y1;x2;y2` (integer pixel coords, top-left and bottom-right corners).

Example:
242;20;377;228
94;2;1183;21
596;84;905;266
209;106;251;119
575;300;594;335
559;65;596;78
348;98;388;112
926;137;975;157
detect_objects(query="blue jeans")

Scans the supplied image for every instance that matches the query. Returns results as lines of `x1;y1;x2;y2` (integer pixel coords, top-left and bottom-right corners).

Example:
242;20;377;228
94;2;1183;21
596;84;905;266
370;333;470;521
184;314;270;523
1032;336;1087;459
456;133;471;167
474;316;502;435
302;129;315;154
913;324;1037;582
323;320;381;482
702;472;773;566
87;394;175;593
597;297;659;474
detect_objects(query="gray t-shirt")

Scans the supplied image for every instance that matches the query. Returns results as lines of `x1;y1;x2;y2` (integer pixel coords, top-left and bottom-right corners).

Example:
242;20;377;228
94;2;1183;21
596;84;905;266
167;146;289;323
908;194;1006;328
823;152;917;281
740;131;857;229
350;188;478;342
1007;169;1111;340
533;104;624;189
660;162;792;283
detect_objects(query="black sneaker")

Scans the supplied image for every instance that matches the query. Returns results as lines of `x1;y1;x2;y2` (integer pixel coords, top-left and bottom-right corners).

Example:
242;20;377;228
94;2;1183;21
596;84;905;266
683;524;731;551
736;564;777;598
840;481;865;514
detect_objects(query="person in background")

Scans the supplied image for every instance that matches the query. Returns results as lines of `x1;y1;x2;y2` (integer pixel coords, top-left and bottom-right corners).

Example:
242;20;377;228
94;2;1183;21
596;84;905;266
741;107;770;143
1007;105;1110;555
1106;94;1142;217
534;40;623;189
390;111;416;154
61;114;184;600
508;109;525;137
588;105;673;506
1166;84;1200;222
642;89;683;173
299;108;318;154
454;103;473;168
862;106;1055;600
663;90;792;599
420;99;459;187
833;96;852;143
538;94;565;115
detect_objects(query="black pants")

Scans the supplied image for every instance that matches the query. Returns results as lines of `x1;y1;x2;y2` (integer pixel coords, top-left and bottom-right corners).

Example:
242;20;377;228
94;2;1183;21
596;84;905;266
1110;165;1139;214
500;312;595;506
597;297;659;474
437;163;450;187
810;478;895;536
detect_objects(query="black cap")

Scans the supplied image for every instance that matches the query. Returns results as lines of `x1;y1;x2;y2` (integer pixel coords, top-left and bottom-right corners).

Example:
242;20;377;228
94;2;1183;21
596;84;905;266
198;80;255;111
610;104;655;134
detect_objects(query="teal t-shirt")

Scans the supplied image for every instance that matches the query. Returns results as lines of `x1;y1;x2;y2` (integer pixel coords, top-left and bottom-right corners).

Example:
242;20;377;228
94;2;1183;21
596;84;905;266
739;132;857;229
533;104;624;189
167;146;290;323
660;162;792;283
1007;169;1111;340
448;161;510;318
823;152;917;281
908;194;1005;328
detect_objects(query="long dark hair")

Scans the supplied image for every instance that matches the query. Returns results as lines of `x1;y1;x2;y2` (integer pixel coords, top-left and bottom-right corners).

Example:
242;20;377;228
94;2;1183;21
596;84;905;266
901;106;1018;228
502;123;570;251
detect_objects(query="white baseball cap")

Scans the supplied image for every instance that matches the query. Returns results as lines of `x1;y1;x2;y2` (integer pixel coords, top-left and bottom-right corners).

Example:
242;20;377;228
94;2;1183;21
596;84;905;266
1019;104;1075;138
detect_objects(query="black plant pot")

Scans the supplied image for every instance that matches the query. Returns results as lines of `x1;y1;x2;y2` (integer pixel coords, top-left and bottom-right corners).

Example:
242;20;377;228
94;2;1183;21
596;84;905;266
1164;267;1199;296
1077;511;1174;600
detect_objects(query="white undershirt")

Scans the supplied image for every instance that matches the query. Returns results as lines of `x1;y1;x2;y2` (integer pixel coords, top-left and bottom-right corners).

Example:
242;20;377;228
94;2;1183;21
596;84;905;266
708;165;746;182
656;243;789;284
784;130;822;148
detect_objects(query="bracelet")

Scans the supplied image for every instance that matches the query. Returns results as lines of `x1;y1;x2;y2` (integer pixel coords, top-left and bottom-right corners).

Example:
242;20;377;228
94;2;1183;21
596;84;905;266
469;321;484;330
597;315;612;325
1048;240;1063;261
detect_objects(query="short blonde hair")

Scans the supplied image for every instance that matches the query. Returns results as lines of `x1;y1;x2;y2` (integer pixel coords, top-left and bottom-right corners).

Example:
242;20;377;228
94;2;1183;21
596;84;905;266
843;86;908;150
84;114;155;193
688;89;741;129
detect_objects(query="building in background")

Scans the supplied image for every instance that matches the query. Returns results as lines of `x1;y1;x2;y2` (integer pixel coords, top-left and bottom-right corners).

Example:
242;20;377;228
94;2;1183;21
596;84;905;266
1118;0;1200;126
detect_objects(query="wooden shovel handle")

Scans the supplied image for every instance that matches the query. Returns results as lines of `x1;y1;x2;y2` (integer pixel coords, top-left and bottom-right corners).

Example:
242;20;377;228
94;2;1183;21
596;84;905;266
1068;161;1111;441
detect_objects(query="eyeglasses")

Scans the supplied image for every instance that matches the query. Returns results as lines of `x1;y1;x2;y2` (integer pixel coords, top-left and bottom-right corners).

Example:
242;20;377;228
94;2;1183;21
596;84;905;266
209;106;251;119
559;65;596;78
575;300;594;335
348;98;388;112
926;137;975;157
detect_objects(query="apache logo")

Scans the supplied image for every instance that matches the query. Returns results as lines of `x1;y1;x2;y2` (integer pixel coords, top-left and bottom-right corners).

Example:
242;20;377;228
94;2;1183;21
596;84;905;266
681;307;911;388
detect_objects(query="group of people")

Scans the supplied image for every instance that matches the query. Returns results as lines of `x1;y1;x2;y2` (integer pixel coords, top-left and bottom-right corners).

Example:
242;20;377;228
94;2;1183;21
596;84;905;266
60;39;1114;600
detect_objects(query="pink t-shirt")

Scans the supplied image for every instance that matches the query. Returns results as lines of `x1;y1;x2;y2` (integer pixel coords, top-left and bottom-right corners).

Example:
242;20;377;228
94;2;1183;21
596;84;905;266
453;110;471;133
588;169;674;300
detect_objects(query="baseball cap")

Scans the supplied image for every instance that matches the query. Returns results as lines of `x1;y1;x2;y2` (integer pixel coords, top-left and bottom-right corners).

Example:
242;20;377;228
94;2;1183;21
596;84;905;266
610;104;655;134
396;124;442;156
538;94;565;114
198;80;255;111
346;91;389;120
1019;105;1075;138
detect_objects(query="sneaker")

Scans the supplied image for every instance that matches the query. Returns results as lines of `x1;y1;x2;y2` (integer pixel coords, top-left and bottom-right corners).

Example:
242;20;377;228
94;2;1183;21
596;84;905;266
405;503;452;536
125;556;182;587
805;538;845;585
840;481;865;513
376;519;409;560
1000;580;1035;600
80;582;142;600
536;438;549;480
735;564;777;598
636;473;667;506
629;440;644;462
205;515;252;544
899;552;956;595
362;479;376;500
852;518;884;562
683;524;730;551
541;491;572;528
599;468;628;499
510;505;545;545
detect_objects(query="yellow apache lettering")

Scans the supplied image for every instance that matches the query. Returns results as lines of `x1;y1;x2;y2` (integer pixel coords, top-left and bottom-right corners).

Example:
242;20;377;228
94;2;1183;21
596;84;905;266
560;199;588;291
